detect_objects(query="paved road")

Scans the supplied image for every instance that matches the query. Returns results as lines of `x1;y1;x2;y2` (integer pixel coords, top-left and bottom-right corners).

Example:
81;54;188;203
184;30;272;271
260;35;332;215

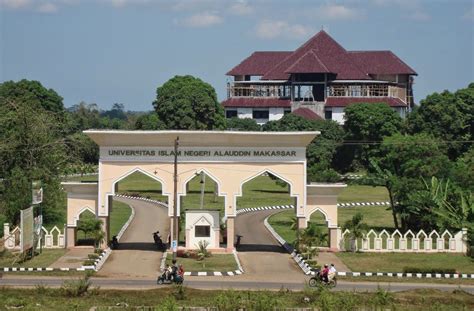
97;197;169;278
235;209;302;282
1;275;473;293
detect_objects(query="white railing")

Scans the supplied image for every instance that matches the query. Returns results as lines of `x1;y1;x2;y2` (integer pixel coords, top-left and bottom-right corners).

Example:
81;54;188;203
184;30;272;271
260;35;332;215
3;223;66;250
228;84;290;98
326;84;407;103
340;228;467;253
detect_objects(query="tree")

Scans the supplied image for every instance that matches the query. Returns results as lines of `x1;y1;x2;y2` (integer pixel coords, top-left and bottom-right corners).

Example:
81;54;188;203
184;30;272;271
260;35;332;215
153;75;225;130
77;214;104;248
226;117;261;131
100;103;127;120
372;133;451;230
0;79;64;113
450;147;474;191
263;114;344;182
66;102;101;132
343;213;369;252
342;103;402;169
407;83;473;159
134;112;166;130
0;82;68;225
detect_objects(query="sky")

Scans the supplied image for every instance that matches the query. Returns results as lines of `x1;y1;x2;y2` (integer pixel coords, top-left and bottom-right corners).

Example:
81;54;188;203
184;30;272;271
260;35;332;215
1;0;473;111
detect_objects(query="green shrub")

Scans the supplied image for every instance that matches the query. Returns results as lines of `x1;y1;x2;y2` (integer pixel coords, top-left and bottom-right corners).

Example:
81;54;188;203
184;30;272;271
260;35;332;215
172;284;186;300
82;259;96;266
371;287;394;306
60;275;91;297
88;253;99;260
156;296;178;311
213;290;243;311
403;267;456;274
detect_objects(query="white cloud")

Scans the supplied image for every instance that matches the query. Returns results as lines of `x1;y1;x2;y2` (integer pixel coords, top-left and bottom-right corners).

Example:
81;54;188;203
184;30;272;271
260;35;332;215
0;0;32;9
304;4;363;21
104;0;151;8
179;11;223;27
171;0;219;12
229;0;253;16
463;8;474;21
37;2;58;13
255;20;314;40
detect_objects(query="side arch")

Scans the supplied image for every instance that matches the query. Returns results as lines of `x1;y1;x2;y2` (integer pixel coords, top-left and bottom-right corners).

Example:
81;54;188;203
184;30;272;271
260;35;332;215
234;168;299;212
306;206;331;227
71;206;96;227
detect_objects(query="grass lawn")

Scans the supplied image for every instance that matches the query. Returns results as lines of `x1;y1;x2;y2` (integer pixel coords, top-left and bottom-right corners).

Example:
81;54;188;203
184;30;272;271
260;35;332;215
166;253;238;272
0;287;472;310
338;185;389;203
336;252;474;274
268;205;396;245
64;175;98;182
0;249;66;268
109;200;132;238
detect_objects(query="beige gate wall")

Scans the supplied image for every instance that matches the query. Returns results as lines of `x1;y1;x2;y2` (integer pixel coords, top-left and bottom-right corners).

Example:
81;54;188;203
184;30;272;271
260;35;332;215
85;130;319;250
62;182;98;247
98;162;306;218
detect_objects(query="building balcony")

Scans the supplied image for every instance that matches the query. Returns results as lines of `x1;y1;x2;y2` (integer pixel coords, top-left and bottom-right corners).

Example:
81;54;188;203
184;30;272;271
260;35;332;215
227;82;408;104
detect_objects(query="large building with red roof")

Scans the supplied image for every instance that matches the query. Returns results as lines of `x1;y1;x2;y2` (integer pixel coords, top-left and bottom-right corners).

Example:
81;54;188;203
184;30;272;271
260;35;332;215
222;30;416;124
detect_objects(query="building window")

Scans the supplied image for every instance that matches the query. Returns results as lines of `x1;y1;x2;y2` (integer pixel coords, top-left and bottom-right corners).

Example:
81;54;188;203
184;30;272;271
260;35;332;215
252;110;269;119
195;225;210;237
325;110;332;120
284;109;291;115
226;110;238;118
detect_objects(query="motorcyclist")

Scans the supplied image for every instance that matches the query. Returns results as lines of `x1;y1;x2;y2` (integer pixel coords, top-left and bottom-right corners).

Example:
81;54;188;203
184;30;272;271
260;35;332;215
170;259;178;280
328;263;337;282
321;264;329;283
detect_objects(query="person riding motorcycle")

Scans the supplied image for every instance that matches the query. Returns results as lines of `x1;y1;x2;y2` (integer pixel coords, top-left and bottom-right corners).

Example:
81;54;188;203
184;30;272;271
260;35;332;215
321;264;329;283
328;263;337;282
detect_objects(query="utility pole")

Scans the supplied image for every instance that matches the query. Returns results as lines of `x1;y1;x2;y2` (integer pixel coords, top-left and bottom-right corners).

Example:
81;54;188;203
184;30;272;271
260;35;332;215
172;136;179;260
199;172;206;210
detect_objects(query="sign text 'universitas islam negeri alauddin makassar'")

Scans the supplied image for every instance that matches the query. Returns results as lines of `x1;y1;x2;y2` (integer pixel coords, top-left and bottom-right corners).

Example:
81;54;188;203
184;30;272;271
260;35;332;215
100;147;306;162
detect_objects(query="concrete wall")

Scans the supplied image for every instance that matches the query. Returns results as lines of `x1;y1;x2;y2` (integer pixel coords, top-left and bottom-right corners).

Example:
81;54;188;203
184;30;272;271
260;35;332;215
331;107;345;124
185;210;220;249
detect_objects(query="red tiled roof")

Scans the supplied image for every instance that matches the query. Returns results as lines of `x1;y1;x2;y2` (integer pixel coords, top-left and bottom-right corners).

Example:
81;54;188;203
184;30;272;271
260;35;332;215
325;97;407;107
227;51;292;76
222;98;291;108
227;30;416;80
291;107;323;120
285;50;330;74
262;31;369;80
349;51;417;75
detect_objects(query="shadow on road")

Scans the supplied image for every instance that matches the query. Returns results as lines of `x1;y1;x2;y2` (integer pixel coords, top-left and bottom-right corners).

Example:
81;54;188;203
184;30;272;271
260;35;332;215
116;242;160;251
237;244;286;253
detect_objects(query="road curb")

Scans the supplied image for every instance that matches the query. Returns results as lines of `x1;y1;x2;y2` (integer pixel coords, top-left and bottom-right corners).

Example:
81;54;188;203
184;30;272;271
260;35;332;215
236;202;393;215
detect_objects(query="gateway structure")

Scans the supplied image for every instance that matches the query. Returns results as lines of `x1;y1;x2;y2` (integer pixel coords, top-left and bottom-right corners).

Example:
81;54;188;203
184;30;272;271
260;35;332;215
63;130;345;251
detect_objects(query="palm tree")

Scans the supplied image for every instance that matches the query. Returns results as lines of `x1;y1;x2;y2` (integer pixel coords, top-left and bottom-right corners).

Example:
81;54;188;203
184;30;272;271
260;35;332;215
343;213;369;252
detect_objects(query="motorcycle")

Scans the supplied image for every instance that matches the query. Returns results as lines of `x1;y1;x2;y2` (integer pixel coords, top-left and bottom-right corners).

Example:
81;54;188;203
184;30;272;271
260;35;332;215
152;232;166;251
109;236;119;250
235;235;243;247
308;269;337;288
157;272;184;285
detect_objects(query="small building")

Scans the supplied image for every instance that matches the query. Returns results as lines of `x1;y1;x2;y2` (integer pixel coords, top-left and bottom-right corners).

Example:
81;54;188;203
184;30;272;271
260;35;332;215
223;30;417;124
185;210;220;250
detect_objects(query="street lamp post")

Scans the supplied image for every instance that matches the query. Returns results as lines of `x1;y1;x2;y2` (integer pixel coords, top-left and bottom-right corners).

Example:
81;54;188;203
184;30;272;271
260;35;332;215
172;136;179;260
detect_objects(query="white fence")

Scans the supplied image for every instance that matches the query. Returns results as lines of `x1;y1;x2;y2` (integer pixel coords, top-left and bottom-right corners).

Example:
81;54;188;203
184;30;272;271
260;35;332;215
340;228;467;253
3;223;66;250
